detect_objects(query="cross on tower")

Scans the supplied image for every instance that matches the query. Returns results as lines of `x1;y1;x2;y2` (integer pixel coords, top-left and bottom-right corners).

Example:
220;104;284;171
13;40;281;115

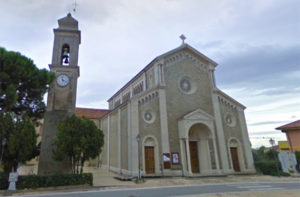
73;0;78;12
180;34;186;44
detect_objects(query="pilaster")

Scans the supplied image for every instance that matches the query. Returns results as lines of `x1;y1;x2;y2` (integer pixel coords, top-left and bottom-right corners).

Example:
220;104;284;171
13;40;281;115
212;94;230;172
107;115;110;168
118;108;121;171
237;108;255;171
129;99;140;175
127;102;132;172
158;89;170;154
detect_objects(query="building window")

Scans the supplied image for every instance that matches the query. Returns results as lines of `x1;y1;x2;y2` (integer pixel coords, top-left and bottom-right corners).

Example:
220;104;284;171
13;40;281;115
143;110;155;124
114;99;121;108
133;82;144;95
122;92;130;103
179;76;196;94
224;113;236;127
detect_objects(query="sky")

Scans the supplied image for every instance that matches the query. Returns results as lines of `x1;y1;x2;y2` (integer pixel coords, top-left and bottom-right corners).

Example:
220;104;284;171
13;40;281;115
0;0;299;148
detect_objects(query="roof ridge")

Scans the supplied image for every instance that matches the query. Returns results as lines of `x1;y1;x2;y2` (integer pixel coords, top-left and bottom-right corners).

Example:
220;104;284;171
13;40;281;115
276;119;300;130
76;107;109;111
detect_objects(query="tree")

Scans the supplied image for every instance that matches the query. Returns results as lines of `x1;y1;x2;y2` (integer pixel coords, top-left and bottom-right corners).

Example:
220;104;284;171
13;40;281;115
0;47;54;172
0;47;55;122
52;115;104;174
0;113;39;172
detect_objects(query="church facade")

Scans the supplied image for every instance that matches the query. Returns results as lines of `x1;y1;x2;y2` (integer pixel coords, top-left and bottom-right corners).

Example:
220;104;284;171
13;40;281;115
39;14;255;177
98;44;255;176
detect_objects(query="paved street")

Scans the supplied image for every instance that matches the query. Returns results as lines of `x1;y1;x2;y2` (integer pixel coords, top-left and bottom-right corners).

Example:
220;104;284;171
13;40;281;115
12;181;300;197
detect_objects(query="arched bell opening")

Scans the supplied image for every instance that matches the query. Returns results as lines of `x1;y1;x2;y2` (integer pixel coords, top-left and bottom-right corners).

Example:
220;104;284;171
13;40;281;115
61;44;70;66
188;123;215;174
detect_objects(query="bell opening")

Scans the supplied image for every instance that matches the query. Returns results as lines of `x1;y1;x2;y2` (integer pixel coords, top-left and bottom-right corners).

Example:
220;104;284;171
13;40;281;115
61;44;70;66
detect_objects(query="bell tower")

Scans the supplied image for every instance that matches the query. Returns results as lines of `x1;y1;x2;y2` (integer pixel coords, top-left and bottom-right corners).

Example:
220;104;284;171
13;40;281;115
38;13;81;175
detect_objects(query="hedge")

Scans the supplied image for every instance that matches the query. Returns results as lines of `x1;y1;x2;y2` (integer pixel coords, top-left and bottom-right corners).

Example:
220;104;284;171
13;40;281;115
255;161;289;176
0;173;93;190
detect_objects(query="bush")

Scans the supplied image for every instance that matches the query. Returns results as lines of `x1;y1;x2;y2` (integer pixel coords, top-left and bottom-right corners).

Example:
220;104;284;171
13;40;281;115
270;171;290;176
0;173;93;190
0;173;9;190
255;161;281;175
295;151;300;173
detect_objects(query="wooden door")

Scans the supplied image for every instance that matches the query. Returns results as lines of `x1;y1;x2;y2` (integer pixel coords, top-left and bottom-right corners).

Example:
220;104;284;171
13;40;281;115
145;146;155;174
189;141;200;173
230;147;240;172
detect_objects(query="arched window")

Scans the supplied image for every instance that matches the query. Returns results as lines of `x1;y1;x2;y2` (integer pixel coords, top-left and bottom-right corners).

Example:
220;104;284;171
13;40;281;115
61;44;70;66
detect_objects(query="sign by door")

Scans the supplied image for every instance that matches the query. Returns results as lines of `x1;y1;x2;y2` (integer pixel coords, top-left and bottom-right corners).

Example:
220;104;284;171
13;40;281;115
163;153;171;169
171;152;180;165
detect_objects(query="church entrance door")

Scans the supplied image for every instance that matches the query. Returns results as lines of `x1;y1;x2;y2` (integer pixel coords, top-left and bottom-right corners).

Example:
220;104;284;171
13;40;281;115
145;146;155;174
189;141;200;173
230;147;240;172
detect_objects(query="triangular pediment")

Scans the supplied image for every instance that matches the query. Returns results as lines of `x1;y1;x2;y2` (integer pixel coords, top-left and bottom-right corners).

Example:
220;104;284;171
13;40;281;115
181;108;214;121
156;43;218;68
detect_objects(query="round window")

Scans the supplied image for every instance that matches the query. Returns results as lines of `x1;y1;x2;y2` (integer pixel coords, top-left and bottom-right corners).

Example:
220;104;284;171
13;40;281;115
180;78;191;92
178;77;196;94
143;110;155;123
144;112;152;121
224;113;236;127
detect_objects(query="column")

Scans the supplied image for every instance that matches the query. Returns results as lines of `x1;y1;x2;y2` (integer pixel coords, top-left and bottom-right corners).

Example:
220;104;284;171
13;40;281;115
212;138;220;171
185;138;192;174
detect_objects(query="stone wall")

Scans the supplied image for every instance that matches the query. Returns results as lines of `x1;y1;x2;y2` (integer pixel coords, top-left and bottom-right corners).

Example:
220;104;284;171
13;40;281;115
138;94;162;171
164;56;213;170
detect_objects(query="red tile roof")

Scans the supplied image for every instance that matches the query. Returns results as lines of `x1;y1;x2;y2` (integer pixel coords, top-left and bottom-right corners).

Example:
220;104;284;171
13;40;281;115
75;108;110;119
276;120;300;131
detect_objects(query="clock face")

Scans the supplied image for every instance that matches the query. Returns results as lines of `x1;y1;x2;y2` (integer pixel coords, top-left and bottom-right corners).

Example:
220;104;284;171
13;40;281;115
57;74;69;87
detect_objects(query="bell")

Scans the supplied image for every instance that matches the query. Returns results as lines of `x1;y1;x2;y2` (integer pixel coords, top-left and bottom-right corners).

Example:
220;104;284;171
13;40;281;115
64;58;69;64
62;50;69;59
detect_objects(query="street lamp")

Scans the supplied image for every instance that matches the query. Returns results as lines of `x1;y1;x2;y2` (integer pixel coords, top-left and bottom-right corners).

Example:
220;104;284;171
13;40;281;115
0;138;7;167
136;134;141;180
269;138;280;176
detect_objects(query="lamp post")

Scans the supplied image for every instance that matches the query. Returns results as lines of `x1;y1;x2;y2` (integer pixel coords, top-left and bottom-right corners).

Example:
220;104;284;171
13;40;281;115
136;134;141;180
0;138;7;168
269;138;280;176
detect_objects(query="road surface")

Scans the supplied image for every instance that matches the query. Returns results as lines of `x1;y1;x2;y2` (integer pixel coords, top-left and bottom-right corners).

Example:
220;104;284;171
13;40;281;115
13;181;300;197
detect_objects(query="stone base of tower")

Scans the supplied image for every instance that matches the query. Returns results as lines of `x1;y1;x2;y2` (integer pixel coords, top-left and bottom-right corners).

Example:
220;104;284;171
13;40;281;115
38;111;73;175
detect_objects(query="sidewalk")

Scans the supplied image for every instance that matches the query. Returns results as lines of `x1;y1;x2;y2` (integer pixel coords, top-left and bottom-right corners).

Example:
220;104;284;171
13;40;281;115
3;166;300;196
83;167;135;187
84;166;300;190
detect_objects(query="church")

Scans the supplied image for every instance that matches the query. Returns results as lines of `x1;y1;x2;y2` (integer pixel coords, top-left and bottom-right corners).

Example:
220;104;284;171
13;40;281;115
38;14;255;177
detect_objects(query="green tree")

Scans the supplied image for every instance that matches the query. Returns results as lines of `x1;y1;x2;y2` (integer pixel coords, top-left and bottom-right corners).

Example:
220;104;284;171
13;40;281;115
0;47;55;122
0;47;54;172
0;114;39;172
52;115;104;174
